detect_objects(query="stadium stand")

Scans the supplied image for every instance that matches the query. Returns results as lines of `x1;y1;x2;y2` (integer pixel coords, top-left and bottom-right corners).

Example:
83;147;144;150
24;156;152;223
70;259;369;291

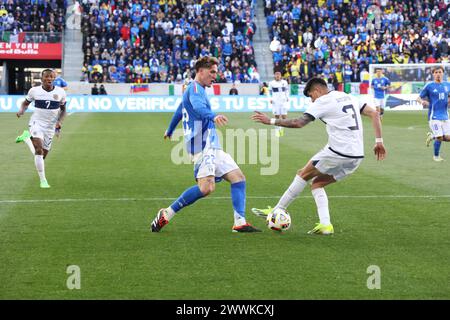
80;0;260;84
0;0;67;39
265;0;449;85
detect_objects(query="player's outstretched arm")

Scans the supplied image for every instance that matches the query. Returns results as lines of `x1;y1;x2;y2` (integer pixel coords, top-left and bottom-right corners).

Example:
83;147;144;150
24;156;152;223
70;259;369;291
251;111;313;128
361;105;386;161
214;114;228;126
416;97;429;107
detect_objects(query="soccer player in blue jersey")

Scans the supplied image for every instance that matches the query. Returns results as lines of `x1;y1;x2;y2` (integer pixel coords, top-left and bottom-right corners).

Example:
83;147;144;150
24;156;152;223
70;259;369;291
371;68;391;119
150;56;261;233
417;66;450;162
53;72;68;91
15;69;67;188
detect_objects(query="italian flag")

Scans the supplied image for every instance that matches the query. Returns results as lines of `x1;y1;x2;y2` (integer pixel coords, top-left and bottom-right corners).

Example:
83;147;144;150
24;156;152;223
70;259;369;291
205;84;221;95
168;84;184;95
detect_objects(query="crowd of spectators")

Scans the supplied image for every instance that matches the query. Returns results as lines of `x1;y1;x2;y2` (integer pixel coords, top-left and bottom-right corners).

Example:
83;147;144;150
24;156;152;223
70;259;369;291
80;0;260;84
265;0;450;85
0;0;67;42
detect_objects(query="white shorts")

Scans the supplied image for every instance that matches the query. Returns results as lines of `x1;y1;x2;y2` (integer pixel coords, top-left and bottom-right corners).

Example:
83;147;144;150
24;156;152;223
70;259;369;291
310;147;363;181
429;120;450;138
29;120;55;151
272;103;288;116
374;98;386;109
193;148;239;181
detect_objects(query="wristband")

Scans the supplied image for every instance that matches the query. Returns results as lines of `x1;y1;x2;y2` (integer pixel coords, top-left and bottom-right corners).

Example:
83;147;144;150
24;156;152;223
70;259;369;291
375;138;383;143
270;118;276;125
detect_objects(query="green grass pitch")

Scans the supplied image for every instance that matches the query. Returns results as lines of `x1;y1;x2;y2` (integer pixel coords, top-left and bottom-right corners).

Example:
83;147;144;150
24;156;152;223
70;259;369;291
1;111;449;299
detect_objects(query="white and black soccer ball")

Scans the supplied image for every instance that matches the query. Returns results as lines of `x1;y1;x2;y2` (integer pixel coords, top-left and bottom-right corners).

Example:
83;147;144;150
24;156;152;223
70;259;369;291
266;208;291;231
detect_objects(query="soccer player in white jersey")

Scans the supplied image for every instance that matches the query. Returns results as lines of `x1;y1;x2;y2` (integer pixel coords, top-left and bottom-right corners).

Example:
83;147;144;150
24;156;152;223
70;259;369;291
251;77;386;235
268;71;290;137
16;69;67;188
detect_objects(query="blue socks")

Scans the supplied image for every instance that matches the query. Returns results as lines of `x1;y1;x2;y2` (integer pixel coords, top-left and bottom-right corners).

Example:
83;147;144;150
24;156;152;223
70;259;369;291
168;181;247;227
170;185;204;213
231;181;246;225
434;140;441;157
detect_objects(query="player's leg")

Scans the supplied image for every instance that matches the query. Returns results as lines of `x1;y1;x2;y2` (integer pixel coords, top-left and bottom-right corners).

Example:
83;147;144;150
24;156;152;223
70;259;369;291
272;104;282;136
434;121;450;161
442;121;450;143
379;98;385;121
223;169;246;227
433;139;443;161
276;161;320;209
374;98;384;120
251;161;319;218
32;137;50;188
426;132;434;147
429;120;444;161
39;130;56;187
16;129;35;155
151;150;216;232
433;133;450;162
222;169;261;232
426;120;436;148
308;175;336;235
274;115;281;136
219;151;260;232
308;154;362;235
151;176;213;232
279;106;288;136
42;132;53;160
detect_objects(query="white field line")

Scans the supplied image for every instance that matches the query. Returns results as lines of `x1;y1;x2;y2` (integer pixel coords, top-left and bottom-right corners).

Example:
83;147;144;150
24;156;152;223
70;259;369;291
1;195;450;204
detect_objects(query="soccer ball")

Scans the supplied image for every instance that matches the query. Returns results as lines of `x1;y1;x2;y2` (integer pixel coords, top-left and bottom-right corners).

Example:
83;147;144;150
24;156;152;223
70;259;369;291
266;208;291;231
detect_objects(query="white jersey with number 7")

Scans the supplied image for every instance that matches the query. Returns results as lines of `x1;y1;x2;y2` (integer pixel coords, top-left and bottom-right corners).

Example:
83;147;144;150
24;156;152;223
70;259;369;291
25;85;66;129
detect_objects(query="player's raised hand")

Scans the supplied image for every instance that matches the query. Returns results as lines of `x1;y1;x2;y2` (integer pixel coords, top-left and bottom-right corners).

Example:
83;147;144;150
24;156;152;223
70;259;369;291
251;111;270;125
214;115;228;126
374;143;386;161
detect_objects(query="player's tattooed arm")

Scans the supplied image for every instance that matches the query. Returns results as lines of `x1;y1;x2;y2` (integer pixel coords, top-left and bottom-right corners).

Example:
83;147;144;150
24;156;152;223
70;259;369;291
275;113;315;128
252;111;314;128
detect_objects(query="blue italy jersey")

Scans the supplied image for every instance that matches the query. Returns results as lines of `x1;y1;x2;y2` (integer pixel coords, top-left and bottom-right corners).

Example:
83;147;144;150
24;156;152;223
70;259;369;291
166;81;221;155
54;77;67;88
371;76;390;99
420;82;450;121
